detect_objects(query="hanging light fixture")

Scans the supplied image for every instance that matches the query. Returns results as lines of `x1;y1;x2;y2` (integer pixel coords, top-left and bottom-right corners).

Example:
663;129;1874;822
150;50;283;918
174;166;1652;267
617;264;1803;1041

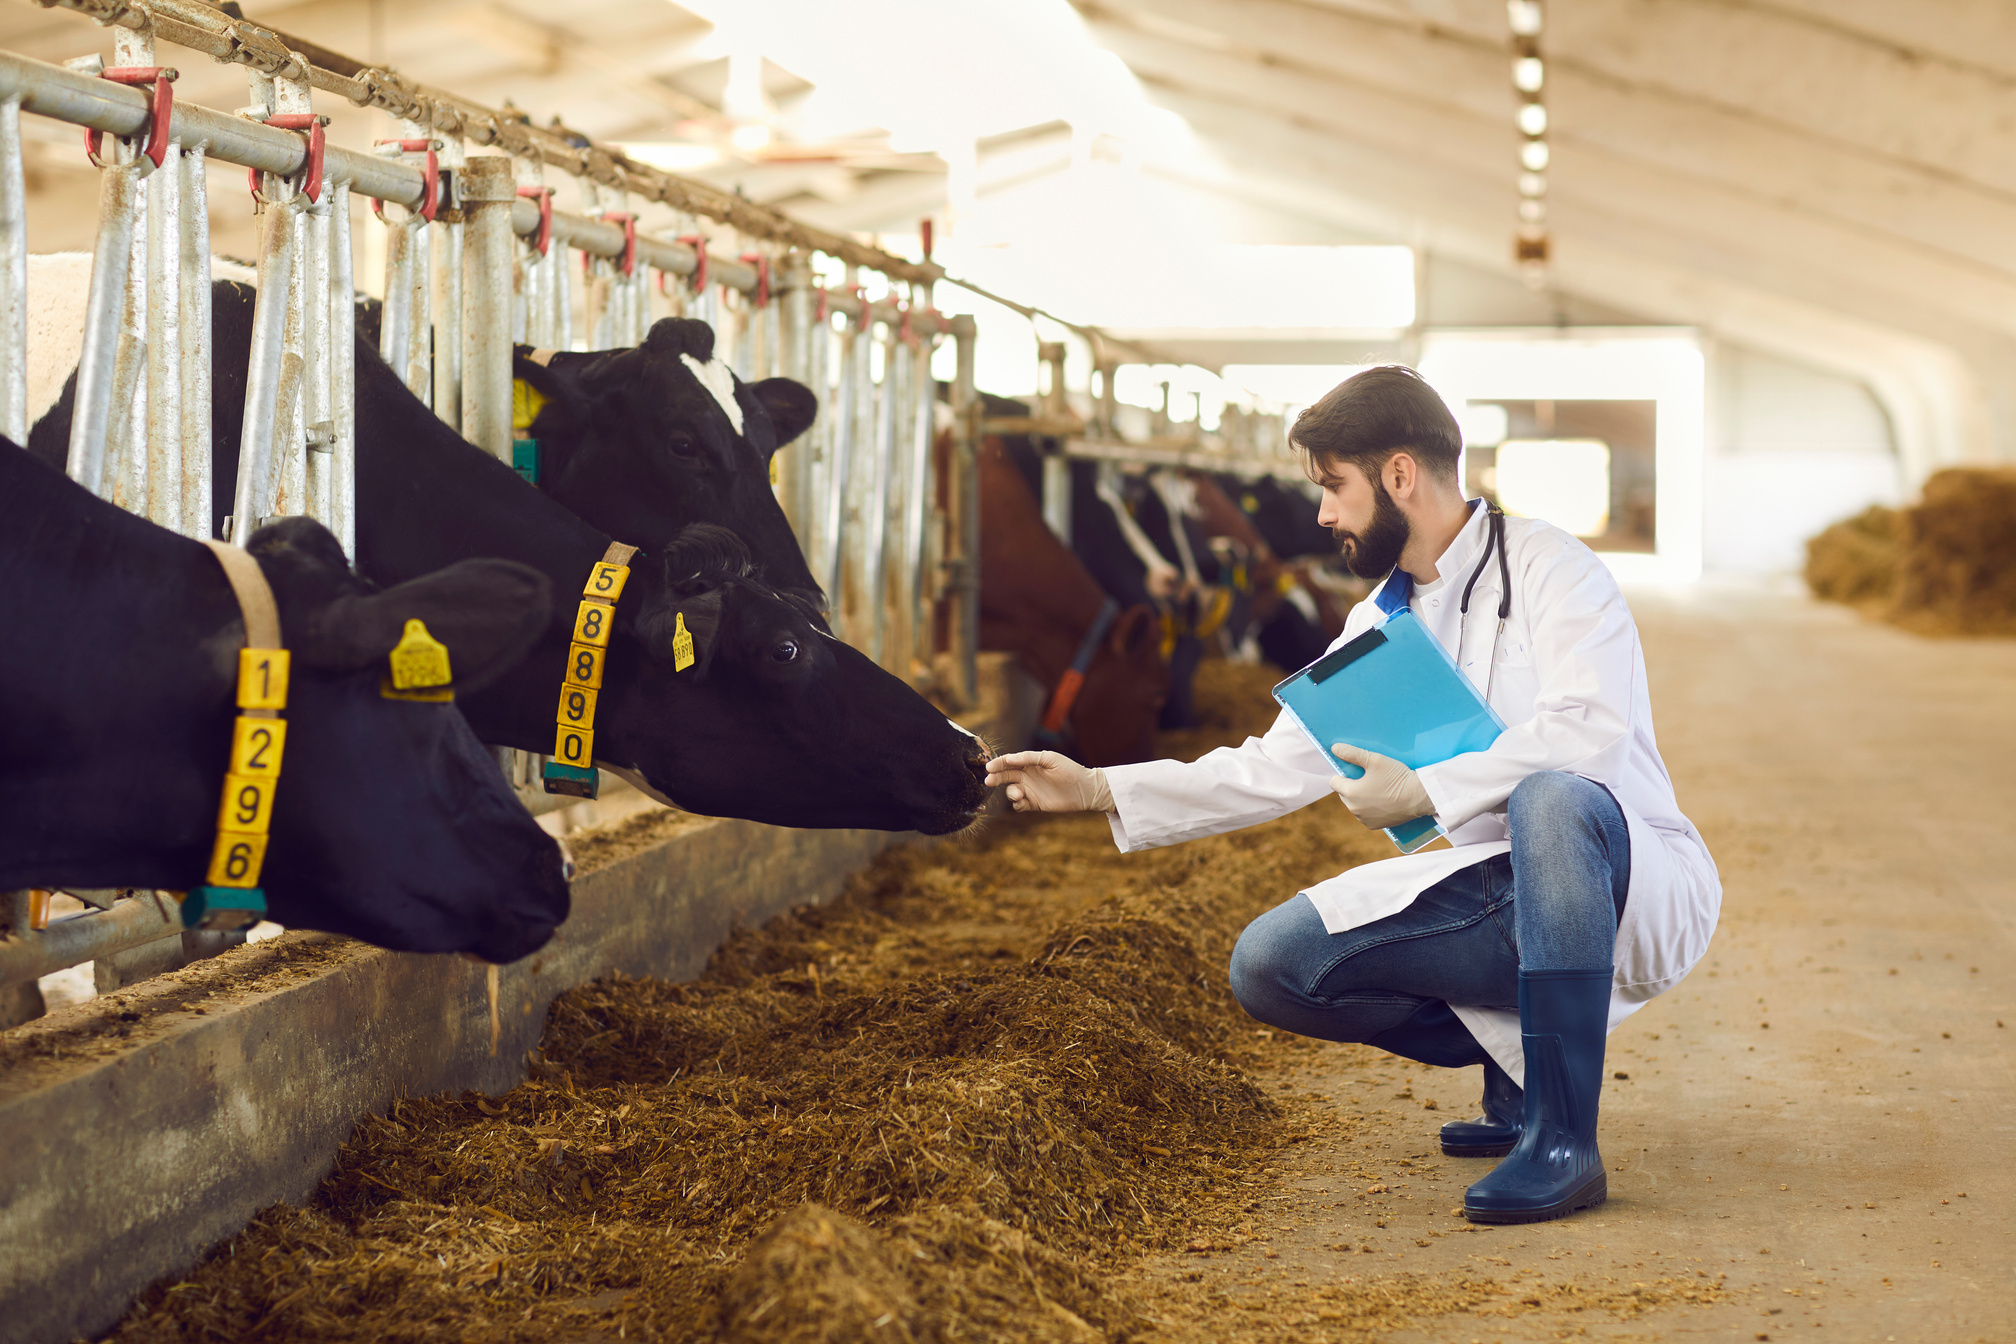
1508;0;1550;281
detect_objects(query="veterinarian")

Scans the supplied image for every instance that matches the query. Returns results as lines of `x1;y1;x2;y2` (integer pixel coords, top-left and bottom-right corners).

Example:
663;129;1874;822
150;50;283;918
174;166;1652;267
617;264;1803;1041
985;366;1720;1225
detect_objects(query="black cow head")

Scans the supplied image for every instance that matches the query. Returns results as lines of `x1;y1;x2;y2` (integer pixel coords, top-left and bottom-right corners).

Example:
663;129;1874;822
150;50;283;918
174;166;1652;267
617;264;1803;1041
593;525;989;835
512;319;821;602
232;518;571;961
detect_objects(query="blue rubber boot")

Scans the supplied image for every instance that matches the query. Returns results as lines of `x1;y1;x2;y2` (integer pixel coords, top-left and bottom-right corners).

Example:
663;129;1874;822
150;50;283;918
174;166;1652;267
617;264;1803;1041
1439;1056;1524;1158
1463;969;1611;1224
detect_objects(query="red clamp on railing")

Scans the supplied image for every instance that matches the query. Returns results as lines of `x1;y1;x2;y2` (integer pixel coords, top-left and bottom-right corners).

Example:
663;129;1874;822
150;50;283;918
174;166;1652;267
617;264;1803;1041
601;211;639;278
850;284;873;328
814;287;830;324
264;114;327;203
738;252;770;307
516;186;554;255
676;234;708;294
85;67;177;171
370;138;440;224
896;299;917;346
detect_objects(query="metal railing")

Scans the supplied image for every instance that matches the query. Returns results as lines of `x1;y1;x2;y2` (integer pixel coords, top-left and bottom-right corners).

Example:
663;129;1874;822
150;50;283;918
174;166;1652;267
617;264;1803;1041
0;6;986;1015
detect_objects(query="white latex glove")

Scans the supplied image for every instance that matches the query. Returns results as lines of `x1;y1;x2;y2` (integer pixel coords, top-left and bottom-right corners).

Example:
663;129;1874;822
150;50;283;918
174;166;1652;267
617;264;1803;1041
1329;744;1435;830
984;751;1114;814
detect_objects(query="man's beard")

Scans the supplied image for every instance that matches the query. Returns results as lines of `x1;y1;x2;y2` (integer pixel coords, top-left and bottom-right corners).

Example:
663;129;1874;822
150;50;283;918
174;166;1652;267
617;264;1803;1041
1333;478;1410;579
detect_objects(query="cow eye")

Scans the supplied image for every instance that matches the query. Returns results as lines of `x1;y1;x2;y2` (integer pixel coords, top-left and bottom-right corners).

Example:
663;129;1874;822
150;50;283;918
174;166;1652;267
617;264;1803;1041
771;638;800;664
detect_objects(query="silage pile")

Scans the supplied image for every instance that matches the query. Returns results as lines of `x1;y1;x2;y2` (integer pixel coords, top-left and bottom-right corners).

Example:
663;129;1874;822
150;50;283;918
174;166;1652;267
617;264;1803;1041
107;660;1393;1344
1805;467;2016;633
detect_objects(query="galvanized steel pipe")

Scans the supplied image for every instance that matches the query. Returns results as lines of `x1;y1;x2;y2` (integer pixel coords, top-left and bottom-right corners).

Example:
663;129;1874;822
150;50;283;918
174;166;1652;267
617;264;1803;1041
460;155;515;461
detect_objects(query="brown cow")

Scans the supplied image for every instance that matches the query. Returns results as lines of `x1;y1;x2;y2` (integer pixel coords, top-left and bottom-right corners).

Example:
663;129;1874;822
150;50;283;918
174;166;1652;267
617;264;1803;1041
977;436;1167;765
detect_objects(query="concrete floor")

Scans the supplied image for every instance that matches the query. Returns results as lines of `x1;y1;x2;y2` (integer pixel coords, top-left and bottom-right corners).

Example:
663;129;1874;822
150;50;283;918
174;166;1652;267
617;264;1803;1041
1155;585;2016;1341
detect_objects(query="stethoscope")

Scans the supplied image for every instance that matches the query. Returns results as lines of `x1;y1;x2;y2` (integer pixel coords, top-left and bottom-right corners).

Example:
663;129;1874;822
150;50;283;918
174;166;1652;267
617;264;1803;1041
1454;500;1511;693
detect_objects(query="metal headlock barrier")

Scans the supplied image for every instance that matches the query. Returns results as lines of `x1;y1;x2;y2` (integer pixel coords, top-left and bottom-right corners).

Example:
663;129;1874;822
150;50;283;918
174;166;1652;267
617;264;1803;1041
0;1;990;1013
0;0;1302;1018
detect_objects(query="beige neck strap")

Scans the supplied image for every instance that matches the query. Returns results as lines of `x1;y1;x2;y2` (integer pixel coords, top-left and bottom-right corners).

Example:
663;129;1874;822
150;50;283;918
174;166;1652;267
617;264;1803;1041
600;541;638;569
200;539;283;651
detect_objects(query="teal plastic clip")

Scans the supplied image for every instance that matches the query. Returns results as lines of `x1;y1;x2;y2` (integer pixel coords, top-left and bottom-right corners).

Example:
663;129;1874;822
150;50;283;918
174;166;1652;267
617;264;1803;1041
182;886;267;932
542;760;598;799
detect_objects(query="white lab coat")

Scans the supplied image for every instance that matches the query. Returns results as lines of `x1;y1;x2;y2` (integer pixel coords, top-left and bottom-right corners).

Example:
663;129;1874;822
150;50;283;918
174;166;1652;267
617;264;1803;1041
1102;502;1720;1084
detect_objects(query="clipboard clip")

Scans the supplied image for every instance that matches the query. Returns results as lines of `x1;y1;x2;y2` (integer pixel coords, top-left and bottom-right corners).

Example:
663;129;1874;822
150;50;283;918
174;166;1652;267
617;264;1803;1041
1308;625;1387;684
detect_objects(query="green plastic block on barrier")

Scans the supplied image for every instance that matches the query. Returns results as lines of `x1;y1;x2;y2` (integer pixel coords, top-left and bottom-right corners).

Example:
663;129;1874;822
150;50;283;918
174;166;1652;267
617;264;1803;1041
511;439;540;484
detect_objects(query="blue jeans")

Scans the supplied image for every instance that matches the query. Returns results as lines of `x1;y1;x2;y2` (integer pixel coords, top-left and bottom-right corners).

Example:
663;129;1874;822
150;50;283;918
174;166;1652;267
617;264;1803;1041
1228;771;1630;1046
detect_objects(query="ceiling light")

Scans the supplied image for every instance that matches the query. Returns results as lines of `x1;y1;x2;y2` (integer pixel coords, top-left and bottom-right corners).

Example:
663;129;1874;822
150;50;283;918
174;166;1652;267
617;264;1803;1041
1520;140;1550;171
1519;172;1546;197
1513;57;1544;93
1517;102;1548;136
730;122;773;152
1519;198;1545;223
1507;0;1543;37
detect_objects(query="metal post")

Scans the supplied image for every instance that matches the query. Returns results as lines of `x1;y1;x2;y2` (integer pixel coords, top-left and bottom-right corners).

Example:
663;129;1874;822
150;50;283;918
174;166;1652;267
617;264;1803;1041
823;282;862;640
327;179;354;558
776;254;814;537
144;132;181;532
460;154;515;461
950;314;979;704
66;157;142;498
301;188;333;529
179;144;211;538
1042;454;1071;544
230;191;298;542
880;316;913;675
106;175;148;514
0;96;26;444
378;209;412;383
273;74;312;520
431;134;464;431
862;316;897;667
902;324;936;680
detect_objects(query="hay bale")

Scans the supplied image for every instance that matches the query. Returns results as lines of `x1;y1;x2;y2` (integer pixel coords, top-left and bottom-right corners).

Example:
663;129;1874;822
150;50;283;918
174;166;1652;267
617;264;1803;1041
1891;468;2016;634
1804;504;1899;607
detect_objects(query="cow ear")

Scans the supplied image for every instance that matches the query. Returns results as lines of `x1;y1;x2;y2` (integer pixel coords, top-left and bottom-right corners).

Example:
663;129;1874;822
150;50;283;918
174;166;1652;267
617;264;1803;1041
511;347;594;430
298;559;553;695
635;587;724;678
750;377;818;451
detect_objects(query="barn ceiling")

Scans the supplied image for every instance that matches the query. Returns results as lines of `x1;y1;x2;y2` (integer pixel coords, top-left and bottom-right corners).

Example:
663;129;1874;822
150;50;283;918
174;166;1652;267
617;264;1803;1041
3;0;2013;467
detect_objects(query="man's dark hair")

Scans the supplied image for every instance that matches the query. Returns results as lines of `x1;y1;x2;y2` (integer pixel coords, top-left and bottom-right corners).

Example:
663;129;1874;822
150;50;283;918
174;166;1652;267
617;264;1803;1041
1289;365;1462;483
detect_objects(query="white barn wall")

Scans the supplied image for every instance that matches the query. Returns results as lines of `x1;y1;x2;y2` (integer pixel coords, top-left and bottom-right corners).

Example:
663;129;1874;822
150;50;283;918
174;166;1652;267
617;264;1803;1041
1704;344;1903;577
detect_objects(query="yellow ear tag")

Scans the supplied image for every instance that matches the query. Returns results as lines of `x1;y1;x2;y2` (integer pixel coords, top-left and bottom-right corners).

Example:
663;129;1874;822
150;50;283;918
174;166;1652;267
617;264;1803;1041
383;618;455;702
672;611;695;672
769;455;779;486
512;378;549;435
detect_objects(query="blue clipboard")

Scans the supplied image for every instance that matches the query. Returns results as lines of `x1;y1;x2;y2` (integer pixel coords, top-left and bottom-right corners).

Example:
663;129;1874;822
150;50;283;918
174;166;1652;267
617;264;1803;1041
1271;607;1506;853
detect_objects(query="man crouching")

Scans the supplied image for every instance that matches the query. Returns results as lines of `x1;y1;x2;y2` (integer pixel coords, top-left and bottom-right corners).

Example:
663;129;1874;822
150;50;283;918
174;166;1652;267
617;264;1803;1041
986;366;1720;1225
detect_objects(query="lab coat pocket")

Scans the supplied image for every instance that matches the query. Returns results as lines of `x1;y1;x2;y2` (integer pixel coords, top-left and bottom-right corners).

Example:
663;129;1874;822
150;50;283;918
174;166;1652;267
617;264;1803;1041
1495;637;1534;669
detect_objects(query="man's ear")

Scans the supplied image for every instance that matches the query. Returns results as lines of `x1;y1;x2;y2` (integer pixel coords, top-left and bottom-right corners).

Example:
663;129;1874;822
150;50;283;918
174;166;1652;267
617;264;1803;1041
749;377;819;451
297;559;552;694
635;587;725;679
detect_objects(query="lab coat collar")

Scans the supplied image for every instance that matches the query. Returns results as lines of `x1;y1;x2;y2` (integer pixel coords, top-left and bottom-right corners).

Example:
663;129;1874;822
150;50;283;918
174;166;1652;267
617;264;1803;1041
1421;497;1492;591
1374;498;1492;615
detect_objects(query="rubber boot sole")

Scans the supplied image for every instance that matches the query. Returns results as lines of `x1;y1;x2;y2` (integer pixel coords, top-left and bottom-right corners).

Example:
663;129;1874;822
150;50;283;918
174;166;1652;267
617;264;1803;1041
1462;1170;1607;1225
1441;1135;1519;1158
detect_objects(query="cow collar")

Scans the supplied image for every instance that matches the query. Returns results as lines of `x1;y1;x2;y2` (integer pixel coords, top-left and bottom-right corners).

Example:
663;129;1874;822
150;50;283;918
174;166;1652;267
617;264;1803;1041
183;540;287;933
543;540;657;801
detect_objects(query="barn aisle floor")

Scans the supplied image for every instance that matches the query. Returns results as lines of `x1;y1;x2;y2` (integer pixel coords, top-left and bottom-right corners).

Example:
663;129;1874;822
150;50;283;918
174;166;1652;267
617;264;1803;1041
1150;585;2016;1342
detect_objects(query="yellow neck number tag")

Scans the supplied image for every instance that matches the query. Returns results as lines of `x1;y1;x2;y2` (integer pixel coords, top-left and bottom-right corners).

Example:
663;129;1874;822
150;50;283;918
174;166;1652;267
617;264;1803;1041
201;647;289;902
383;618;454;702
544;545;636;797
672;611;695;672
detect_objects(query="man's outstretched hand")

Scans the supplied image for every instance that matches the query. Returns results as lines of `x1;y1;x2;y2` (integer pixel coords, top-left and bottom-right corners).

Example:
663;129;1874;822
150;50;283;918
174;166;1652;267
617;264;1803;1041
984;751;1115;814
1329;743;1435;829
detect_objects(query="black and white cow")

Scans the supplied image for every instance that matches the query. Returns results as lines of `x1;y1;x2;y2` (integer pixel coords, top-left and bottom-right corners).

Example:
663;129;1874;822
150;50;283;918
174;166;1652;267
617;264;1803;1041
0;439;569;962
25;264;991;834
512;319;822;598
